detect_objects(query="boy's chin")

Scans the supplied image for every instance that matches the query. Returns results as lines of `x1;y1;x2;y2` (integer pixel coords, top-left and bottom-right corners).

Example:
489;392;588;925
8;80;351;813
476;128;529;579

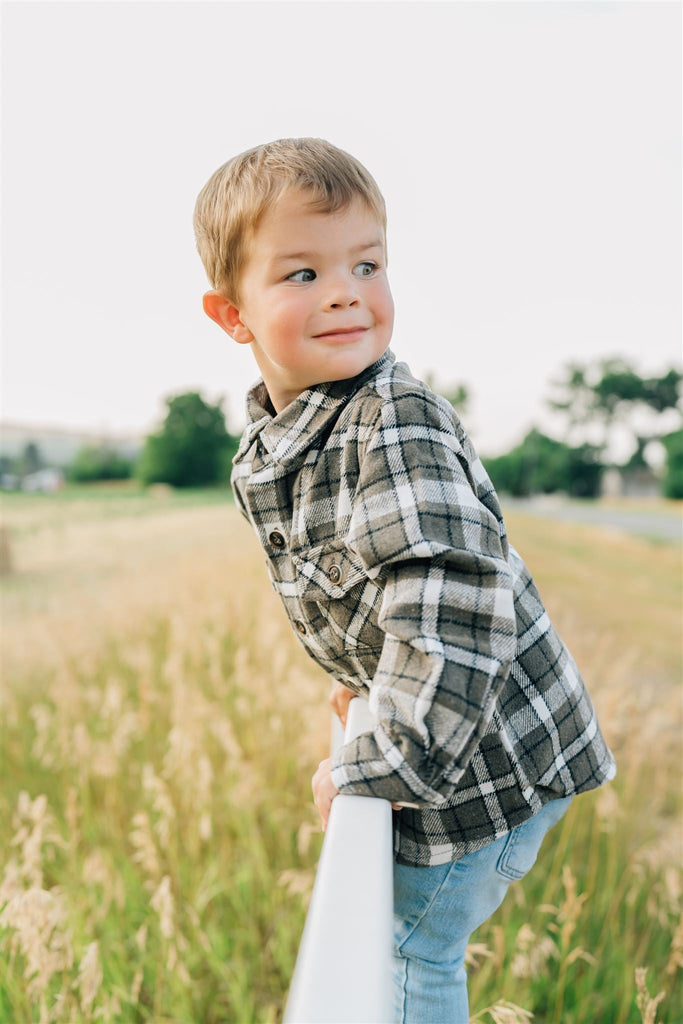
322;345;390;382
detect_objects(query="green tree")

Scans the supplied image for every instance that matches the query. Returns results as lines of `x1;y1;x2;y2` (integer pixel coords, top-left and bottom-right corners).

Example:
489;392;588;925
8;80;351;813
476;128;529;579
661;429;683;499
135;392;238;488
565;443;604;498
548;358;682;456
20;442;43;476
483;429;603;498
67;445;133;482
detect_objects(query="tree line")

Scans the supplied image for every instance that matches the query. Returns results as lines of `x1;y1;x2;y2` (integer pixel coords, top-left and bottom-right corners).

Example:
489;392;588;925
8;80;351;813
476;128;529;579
4;358;681;498
0;393;238;491
484;359;681;498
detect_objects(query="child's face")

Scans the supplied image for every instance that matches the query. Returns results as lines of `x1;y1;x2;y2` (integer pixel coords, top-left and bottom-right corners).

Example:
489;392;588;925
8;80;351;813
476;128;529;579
213;189;394;412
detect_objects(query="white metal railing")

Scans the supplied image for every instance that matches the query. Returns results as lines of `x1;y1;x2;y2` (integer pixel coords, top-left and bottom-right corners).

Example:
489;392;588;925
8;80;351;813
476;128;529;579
284;697;395;1024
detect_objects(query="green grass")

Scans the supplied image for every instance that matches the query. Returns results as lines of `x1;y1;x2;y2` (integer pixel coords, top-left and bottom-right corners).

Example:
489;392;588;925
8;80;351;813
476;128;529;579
1;491;680;1022
1;482;234;537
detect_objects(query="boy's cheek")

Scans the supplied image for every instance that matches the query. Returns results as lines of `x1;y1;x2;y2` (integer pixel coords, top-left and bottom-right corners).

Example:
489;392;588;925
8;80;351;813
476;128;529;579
264;307;308;351
380;283;395;328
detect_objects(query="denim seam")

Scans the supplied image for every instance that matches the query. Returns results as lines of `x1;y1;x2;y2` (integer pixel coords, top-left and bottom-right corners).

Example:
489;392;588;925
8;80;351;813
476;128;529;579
396;948;408;1024
395;863;458;953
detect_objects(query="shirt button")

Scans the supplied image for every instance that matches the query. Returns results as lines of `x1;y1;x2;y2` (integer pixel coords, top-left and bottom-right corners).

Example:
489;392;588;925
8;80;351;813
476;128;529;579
327;564;342;585
268;530;285;549
294;619;307;635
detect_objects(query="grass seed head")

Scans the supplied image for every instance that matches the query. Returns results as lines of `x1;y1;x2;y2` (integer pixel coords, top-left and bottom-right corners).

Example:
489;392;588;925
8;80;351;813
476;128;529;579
76;940;103;1016
150;875;175;940
0;886;74;1001
635;966;666;1024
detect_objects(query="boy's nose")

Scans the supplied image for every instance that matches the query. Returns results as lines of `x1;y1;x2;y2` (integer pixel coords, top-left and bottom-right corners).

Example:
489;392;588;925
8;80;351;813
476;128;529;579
323;276;360;310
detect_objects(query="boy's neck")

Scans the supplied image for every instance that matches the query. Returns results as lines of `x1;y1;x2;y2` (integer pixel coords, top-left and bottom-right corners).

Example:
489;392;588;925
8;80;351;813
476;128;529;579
258;372;306;415
246;347;299;413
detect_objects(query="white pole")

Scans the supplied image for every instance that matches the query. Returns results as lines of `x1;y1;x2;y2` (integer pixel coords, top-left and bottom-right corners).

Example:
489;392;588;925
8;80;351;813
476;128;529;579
284;697;395;1024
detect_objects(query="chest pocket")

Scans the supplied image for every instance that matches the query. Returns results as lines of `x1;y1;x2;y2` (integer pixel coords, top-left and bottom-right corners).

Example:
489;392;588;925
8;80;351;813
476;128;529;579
291;543;385;654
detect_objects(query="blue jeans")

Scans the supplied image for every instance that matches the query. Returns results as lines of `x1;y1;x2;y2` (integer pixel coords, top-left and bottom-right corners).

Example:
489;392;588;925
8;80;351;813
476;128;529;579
392;796;573;1024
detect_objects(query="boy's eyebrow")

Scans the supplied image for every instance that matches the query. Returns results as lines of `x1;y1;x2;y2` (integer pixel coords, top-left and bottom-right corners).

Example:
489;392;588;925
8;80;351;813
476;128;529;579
272;239;384;263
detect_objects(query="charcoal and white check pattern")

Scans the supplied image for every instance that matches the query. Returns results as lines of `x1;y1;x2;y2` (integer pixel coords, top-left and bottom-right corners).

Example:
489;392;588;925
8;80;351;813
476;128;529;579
232;351;616;866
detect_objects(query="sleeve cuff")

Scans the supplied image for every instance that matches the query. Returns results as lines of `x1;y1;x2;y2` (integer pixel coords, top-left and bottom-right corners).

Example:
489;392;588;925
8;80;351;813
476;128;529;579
329;733;440;806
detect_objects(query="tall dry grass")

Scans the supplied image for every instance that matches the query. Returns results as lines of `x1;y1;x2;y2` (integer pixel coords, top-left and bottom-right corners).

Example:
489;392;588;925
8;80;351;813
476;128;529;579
1;488;680;1022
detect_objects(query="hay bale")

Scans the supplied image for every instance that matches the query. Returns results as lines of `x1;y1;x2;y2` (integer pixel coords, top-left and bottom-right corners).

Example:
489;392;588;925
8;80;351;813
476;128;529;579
147;483;174;502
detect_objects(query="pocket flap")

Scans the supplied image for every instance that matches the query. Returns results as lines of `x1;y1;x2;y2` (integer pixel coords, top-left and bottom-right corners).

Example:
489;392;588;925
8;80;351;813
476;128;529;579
292;543;367;601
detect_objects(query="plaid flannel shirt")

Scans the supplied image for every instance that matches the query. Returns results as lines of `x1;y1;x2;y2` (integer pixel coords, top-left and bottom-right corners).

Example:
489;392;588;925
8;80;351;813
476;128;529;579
231;351;616;866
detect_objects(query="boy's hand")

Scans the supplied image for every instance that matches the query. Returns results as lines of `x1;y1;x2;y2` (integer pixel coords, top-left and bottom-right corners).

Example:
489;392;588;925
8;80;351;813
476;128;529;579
329;682;355;727
312;758;339;831
312;757;404;829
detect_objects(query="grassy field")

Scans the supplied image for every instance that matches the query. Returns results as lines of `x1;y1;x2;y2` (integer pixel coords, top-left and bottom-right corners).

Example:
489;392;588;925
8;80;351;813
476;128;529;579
1;485;681;1023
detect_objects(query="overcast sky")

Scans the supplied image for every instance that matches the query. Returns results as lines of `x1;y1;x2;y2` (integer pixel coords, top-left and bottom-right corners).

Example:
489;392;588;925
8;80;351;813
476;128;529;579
2;1;681;456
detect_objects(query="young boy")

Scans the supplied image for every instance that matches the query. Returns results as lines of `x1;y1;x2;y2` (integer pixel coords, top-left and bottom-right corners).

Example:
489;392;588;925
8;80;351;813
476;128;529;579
194;137;616;1023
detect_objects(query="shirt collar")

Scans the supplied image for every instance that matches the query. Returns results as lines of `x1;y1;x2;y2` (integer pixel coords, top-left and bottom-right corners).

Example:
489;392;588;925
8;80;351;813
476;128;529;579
236;349;396;466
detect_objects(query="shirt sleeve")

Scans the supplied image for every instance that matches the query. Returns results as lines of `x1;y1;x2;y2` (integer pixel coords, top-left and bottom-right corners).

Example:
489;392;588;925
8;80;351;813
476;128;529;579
329;390;517;806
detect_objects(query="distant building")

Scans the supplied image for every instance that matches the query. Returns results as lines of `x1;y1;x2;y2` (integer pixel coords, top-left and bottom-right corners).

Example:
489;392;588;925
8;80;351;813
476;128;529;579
20;468;65;493
601;466;661;498
0;421;143;466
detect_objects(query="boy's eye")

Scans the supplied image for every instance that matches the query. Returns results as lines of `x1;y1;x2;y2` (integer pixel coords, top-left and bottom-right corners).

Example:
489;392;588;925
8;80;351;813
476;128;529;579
352;261;378;278
287;268;316;283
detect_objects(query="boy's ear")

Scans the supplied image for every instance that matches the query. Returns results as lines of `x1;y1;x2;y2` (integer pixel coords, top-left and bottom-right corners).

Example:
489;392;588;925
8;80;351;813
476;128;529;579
202;290;254;344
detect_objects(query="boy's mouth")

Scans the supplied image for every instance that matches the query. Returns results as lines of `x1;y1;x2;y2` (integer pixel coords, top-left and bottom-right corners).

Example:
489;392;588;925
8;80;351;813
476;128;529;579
313;326;369;340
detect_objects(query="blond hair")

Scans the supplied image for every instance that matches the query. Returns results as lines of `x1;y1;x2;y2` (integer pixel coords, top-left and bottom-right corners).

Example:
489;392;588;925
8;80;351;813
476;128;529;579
193;138;387;305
